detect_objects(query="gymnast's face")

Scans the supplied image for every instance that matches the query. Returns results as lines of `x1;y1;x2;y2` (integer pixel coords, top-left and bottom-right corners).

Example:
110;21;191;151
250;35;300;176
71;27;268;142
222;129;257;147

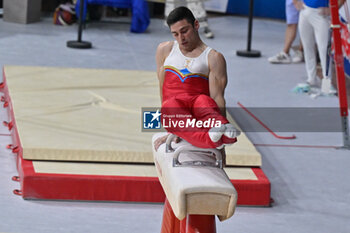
170;19;200;51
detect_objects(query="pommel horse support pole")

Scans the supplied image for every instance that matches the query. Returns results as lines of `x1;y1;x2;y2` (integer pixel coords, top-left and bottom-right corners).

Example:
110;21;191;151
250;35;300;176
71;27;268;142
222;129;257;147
153;133;238;233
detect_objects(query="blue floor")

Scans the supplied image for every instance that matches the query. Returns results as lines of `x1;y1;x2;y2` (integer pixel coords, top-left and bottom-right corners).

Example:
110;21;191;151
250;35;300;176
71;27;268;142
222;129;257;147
0;15;350;233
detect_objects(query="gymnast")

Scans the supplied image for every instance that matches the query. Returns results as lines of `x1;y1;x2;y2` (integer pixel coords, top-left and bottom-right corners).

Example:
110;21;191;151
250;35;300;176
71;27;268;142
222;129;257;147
154;6;240;152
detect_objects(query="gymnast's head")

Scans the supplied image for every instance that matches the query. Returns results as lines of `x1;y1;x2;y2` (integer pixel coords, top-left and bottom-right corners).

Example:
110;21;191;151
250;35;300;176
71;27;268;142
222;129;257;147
166;6;196;27
166;7;200;50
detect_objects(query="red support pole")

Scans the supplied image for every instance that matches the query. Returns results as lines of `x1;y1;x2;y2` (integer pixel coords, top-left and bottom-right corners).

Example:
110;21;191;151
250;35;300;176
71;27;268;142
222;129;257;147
180;215;216;233
161;199;181;233
160;199;217;233
329;0;350;148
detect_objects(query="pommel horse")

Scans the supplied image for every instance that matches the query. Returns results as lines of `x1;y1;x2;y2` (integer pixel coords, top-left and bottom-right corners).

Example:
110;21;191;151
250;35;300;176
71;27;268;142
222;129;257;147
152;133;238;233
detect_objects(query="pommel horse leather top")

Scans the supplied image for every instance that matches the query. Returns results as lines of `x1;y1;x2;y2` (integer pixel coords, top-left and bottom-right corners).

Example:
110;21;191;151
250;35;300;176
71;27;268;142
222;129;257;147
152;133;238;221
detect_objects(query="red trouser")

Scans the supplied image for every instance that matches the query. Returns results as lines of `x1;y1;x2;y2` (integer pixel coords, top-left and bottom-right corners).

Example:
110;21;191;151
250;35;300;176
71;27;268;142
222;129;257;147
161;94;229;148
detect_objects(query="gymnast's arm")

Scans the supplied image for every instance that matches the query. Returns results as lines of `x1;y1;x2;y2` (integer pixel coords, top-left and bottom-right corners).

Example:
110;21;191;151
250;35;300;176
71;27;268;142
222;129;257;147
156;41;173;102
208;50;229;166
154;41;179;151
208;50;228;117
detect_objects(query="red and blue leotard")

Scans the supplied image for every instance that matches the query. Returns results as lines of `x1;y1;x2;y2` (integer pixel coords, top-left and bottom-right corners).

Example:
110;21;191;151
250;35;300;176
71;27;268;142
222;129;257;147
161;41;236;148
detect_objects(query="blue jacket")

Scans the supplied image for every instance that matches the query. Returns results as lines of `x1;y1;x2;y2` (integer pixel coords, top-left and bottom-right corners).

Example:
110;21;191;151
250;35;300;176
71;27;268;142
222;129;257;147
303;0;329;8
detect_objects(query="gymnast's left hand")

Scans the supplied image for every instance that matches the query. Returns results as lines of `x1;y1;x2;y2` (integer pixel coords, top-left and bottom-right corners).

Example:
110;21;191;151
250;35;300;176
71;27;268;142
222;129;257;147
154;134;181;151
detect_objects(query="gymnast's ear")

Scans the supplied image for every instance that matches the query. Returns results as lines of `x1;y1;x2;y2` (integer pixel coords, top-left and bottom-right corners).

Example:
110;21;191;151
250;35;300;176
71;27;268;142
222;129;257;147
194;19;200;31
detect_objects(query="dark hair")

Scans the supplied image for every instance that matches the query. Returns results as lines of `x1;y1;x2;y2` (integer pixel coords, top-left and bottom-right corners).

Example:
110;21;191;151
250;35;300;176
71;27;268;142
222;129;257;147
166;6;196;27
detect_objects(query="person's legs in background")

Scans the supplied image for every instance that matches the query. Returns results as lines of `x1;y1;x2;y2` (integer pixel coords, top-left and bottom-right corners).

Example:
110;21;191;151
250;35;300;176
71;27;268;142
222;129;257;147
314;13;331;80
164;0;214;39
269;0;303;64
164;0;176;25
299;5;322;86
268;24;298;64
313;9;334;93
186;0;214;38
283;24;298;55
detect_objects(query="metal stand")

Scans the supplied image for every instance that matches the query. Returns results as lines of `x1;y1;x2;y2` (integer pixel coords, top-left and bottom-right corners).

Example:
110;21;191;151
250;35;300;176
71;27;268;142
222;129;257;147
67;0;92;49
329;0;350;149
236;0;261;57
340;116;350;149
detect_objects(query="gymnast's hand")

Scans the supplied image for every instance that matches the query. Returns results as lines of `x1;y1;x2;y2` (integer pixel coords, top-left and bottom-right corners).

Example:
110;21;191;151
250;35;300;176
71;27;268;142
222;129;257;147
154;134;181;151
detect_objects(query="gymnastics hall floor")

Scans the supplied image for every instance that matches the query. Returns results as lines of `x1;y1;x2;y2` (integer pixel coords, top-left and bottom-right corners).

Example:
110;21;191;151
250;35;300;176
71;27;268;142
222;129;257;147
0;15;349;233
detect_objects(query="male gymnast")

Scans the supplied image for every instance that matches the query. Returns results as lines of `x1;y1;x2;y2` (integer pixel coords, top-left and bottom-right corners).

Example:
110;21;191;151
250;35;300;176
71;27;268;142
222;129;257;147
154;6;240;152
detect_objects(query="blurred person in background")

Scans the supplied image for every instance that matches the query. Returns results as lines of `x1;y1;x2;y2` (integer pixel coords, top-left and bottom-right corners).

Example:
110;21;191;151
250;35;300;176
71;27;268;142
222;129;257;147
296;0;345;90
269;0;304;64
165;0;214;38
